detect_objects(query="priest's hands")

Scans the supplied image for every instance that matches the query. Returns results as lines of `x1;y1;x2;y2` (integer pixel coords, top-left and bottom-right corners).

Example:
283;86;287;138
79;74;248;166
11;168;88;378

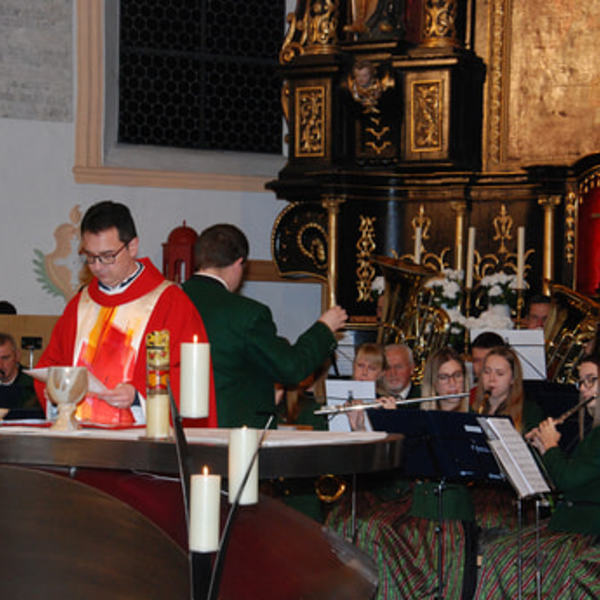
319;306;348;333
97;383;137;409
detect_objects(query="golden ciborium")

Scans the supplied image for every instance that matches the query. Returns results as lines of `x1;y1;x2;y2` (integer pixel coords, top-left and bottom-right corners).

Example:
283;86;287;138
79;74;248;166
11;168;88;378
47;367;88;431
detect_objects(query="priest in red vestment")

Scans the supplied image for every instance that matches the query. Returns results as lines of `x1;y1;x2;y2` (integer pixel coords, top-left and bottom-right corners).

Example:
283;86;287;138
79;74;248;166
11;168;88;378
35;201;217;428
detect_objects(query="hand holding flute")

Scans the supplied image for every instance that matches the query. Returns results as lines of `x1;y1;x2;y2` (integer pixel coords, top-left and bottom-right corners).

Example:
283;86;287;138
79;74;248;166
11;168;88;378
525;394;597;455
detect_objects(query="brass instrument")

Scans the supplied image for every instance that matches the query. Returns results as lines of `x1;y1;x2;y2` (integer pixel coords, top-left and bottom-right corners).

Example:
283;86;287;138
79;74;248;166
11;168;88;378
545;283;600;384
372;255;450;382
314;393;469;416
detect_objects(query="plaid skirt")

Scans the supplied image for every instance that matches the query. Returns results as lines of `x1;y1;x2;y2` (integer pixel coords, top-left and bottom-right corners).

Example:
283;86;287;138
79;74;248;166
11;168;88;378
327;492;474;599
475;521;600;599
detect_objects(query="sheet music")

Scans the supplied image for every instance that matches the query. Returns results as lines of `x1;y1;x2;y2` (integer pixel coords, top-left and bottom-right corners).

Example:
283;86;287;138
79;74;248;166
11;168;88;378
477;416;551;499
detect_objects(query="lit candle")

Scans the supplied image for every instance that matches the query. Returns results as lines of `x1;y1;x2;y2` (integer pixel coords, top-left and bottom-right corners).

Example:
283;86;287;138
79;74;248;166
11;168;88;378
180;335;210;418
414;227;422;264
189;466;221;553
465;226;476;289
516;226;525;290
228;426;259;505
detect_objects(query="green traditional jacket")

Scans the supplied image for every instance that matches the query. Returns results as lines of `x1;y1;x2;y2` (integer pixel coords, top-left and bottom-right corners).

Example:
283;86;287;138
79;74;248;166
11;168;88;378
182;275;336;428
543;425;600;536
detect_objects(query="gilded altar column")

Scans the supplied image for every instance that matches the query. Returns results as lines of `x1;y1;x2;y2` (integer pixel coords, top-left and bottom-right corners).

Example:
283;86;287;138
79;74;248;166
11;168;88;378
538;195;561;295
420;0;463;48
450;201;467;271
321;195;345;307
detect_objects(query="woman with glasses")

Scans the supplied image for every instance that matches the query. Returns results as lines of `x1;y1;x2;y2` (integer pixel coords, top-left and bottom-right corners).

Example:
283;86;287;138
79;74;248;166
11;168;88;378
330;347;477;599
475;355;600;598
384;347;478;600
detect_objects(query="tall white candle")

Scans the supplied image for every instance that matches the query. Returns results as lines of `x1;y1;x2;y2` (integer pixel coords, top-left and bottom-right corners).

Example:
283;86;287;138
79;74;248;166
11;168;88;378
465;227;476;289
189;466;221;553
180;336;210;418
516;226;525;290
414;227;422;264
228;426;259;505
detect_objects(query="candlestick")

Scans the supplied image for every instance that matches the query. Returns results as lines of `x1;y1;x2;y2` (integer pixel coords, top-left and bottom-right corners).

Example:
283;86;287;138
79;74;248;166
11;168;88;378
180;336;210;418
189;466;221;552
516;226;525;290
465;227;475;289
228;426;259;505
414;227;422;264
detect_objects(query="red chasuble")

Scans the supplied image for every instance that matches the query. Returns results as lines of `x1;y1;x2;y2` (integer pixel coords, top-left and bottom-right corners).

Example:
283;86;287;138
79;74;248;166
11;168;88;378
35;258;217;427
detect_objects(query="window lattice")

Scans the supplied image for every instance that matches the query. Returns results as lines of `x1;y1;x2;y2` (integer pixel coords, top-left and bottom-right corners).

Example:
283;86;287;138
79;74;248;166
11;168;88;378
118;0;283;154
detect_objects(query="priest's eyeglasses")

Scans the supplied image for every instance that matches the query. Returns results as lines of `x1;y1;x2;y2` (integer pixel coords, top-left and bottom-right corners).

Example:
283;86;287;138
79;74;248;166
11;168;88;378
437;371;464;383
80;242;128;265
577;376;598;390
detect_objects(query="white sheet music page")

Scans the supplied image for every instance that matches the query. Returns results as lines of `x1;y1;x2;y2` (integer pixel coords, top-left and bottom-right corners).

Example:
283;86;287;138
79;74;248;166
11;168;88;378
477;416;551;499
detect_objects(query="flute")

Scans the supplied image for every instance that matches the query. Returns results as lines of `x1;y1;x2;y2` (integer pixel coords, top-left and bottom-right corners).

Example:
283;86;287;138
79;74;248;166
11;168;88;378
313;393;469;416
552;394;597;426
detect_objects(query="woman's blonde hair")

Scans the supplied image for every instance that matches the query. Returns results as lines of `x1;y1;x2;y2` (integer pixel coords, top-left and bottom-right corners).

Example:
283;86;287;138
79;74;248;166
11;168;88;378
353;342;387;374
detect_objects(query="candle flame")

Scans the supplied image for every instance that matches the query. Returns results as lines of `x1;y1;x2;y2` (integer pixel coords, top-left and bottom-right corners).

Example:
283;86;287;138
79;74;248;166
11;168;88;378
202;465;209;475
193;334;198;343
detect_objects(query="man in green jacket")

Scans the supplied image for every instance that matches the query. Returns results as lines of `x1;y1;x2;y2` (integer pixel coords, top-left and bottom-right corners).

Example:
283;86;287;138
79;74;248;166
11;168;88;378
182;224;347;428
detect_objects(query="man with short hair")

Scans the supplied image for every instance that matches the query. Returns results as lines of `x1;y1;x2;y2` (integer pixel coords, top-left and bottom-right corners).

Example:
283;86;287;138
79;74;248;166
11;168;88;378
524;294;552;330
470;331;506;382
382;344;417;399
0;333;43;418
182;223;348;428
36;201;217;427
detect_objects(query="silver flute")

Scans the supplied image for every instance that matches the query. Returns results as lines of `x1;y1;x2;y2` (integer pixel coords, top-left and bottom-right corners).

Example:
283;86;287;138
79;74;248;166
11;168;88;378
313;393;470;415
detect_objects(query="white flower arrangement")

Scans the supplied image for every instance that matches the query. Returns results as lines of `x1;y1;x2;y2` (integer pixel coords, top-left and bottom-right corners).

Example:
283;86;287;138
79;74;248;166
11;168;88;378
424;268;464;309
479;271;519;306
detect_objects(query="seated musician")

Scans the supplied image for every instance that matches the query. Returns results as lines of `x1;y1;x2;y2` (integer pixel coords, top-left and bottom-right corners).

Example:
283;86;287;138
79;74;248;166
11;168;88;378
468;331;506;406
0;333;44;419
381;343;419;398
523;293;552;330
329;347;478;599
470;345;544;558
476;355;600;598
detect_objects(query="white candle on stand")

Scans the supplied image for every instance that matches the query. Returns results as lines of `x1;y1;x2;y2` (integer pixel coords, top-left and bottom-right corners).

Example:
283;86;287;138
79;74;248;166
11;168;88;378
414;227;422;264
228;426;259;505
516;226;525;290
189;466;221;553
180;336;210;418
465;227;476;289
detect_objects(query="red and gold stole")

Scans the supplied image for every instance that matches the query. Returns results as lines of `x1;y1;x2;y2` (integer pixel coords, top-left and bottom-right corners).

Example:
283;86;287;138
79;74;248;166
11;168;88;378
73;281;172;425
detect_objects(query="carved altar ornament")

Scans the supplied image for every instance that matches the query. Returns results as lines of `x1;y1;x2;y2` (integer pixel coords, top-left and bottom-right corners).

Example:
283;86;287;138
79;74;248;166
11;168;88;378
348;60;394;114
280;0;340;64
421;0;461;48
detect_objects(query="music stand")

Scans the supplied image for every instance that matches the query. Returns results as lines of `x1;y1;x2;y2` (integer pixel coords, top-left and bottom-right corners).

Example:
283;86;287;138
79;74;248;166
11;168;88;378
368;409;506;599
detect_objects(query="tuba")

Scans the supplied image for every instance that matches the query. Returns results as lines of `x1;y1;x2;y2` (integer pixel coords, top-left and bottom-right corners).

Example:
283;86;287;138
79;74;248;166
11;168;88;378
545;282;600;383
372;255;450;382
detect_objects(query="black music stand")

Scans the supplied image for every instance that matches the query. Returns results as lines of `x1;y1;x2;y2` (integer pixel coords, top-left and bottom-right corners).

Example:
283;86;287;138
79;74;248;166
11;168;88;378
367;409;507;599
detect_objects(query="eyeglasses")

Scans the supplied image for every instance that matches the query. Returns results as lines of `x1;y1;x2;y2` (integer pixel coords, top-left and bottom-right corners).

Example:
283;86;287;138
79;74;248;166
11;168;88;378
437;371;464;383
80;242;128;265
577;376;598;390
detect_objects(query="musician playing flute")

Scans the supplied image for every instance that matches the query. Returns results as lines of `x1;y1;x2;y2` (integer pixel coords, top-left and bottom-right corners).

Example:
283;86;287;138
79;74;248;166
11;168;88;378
476;355;600;598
